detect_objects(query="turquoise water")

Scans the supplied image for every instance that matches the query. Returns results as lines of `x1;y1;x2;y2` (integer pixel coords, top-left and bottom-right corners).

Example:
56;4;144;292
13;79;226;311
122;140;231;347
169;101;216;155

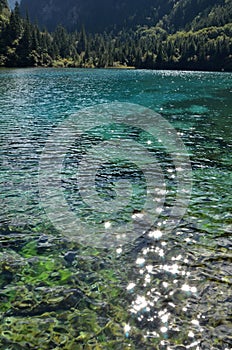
0;68;231;349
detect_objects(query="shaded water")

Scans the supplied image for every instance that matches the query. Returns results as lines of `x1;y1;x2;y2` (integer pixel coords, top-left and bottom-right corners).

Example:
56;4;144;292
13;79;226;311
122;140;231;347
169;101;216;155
0;68;231;349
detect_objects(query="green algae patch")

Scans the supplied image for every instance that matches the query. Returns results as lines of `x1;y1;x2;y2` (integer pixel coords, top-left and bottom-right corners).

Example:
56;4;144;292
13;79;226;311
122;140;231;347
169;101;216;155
21;241;38;258
19;258;72;287
0;234;135;349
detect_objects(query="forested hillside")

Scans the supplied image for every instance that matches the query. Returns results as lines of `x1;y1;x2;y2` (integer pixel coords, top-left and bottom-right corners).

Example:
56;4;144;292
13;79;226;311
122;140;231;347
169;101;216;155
0;1;231;70
19;0;232;33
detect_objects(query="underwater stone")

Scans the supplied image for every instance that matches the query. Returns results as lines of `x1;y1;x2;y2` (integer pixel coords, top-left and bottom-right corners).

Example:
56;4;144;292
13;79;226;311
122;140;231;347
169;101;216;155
38;235;49;243
64;251;77;264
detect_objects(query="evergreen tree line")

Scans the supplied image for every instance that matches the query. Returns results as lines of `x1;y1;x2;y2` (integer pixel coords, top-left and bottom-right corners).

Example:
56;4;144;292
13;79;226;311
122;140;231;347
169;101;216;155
0;3;231;71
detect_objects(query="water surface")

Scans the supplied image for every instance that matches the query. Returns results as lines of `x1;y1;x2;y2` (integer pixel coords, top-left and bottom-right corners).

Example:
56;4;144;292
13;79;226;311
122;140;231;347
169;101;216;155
0;68;231;349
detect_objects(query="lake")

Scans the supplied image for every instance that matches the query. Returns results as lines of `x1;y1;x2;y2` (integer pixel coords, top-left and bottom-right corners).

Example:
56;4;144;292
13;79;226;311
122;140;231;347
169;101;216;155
0;68;231;349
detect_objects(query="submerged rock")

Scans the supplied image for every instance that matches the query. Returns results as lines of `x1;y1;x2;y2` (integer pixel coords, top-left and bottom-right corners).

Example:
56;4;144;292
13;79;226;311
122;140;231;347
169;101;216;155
64;251;77;264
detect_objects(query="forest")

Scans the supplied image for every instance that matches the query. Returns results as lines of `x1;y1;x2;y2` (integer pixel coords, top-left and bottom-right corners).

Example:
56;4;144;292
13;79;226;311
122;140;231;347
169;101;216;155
0;0;231;71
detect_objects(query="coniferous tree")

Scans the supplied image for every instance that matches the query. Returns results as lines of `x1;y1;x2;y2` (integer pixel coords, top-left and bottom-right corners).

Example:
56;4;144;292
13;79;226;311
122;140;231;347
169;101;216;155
16;14;32;66
77;26;87;53
0;0;9;29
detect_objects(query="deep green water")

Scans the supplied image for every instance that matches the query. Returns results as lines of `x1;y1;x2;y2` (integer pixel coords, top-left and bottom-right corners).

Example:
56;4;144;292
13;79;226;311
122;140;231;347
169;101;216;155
0;68;231;349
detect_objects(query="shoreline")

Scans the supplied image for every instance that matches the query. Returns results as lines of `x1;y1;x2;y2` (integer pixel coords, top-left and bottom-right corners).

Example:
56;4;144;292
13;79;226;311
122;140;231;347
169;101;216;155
0;65;231;73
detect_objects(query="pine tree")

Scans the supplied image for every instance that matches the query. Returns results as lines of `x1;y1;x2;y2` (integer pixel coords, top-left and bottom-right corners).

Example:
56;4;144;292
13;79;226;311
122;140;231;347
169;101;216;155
0;0;9;29
77;26;87;53
53;25;70;58
7;1;22;43
1;2;22;66
16;14;32;66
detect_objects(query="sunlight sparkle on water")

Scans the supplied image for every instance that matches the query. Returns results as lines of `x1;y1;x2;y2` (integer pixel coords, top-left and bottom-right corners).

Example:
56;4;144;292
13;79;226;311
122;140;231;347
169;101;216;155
146;265;153;273
148;229;163;240
116;247;122;254
160;326;168;333
132;212;145;220
124;324;131;337
136;257;145;266
182;284;197;293
130;295;149;313
104;221;111;229
127;282;136;291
